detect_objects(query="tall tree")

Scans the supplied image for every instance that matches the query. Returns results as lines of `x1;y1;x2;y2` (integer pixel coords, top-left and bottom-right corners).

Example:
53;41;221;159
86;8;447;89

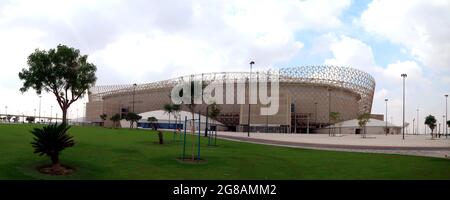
125;112;142;128
19;44;97;124
110;113;121;128
425;115;437;139
163;104;175;130
357;113;371;138
172;104;181;131
147;116;158;130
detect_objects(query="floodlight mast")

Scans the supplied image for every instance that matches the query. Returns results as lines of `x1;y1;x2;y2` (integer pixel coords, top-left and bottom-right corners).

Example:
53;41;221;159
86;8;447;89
401;73;407;140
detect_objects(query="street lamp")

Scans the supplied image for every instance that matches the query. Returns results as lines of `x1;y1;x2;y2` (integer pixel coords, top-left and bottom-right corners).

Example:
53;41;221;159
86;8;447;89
132;83;137;113
5;106;7;115
385;98;388;136
416;109;419;135
445;94;448;138
247;61;255;137
401;73;407;140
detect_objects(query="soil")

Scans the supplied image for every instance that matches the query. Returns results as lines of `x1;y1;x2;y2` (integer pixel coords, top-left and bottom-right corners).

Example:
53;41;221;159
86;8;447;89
176;157;207;164
37;164;75;176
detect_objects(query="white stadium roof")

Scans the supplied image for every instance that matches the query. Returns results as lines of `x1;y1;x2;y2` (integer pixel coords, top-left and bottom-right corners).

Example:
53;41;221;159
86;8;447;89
137;110;223;125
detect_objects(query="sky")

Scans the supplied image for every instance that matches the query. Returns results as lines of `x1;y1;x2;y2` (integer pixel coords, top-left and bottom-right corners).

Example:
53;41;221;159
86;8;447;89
0;0;449;133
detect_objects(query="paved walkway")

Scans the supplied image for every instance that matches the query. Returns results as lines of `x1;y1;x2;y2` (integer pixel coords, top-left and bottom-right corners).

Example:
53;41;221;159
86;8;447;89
216;132;450;158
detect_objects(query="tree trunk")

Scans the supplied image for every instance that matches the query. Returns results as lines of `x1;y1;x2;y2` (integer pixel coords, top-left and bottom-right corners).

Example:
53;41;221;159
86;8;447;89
158;131;164;144
50;154;61;171
61;108;68;125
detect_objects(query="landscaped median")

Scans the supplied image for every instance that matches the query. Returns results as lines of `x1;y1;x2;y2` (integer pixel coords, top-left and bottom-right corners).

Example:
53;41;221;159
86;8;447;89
1;124;450;180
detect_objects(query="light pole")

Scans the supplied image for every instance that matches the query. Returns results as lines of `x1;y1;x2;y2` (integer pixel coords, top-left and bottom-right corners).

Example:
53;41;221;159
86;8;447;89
413;118;415;135
401;73;407;140
385;98;388;136
38;95;42;123
247;61;254;137
5;106;7;115
445;94;448;138
132;83;137;113
416;109;419;135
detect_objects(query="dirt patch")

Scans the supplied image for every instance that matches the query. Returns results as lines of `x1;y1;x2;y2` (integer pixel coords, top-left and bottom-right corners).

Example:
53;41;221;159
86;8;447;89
176;157;208;164
37;164;75;176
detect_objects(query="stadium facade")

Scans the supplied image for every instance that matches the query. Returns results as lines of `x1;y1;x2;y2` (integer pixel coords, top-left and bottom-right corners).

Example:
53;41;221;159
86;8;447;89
86;66;376;133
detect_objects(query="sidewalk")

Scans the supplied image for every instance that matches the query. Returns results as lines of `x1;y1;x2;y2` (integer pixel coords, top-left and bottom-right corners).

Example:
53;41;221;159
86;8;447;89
216;132;450;158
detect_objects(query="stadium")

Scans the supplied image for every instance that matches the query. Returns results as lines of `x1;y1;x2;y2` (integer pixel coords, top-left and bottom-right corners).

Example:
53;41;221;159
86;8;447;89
86;66;376;133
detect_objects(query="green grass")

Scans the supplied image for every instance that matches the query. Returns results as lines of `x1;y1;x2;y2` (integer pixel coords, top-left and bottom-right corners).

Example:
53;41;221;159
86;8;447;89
0;124;449;180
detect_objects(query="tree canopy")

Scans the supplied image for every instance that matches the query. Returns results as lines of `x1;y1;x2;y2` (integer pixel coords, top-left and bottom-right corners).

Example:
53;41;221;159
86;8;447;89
125;112;142;128
208;102;221;120
425;115;437;138
18;44;97;124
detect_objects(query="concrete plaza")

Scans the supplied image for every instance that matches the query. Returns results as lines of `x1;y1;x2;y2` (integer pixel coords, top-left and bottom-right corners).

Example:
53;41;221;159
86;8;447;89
216;132;450;158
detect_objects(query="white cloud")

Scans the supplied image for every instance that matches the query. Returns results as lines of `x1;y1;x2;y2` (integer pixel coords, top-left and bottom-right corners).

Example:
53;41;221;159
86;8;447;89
361;0;450;69
378;61;424;82
324;35;376;70
322;35;445;130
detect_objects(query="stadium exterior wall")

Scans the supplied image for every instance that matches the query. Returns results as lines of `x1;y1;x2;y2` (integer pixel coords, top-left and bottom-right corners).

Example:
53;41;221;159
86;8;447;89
86;66;375;133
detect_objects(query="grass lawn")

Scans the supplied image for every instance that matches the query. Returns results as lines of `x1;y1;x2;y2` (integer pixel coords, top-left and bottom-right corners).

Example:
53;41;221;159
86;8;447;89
0;124;449;180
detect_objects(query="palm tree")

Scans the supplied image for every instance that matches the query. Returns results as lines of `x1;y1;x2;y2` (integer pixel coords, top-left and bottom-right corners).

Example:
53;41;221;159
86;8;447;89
329;112;340;136
99;114;107;127
172;104;181;139
425;115;437;139
163;104;175;130
357;113;371;138
110;113;121;128
30;123;75;172
148;116;163;144
147;116;158;130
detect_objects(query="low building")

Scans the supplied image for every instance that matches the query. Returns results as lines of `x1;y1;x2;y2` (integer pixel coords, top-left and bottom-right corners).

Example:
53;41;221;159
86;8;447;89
316;118;403;135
